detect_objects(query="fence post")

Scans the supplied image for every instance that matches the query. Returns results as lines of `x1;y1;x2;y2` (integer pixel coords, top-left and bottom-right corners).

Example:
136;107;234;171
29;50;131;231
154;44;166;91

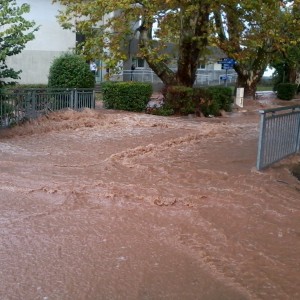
296;108;300;152
92;90;95;109
257;110;267;170
68;89;73;109
32;90;38;118
74;89;78;110
25;91;32;119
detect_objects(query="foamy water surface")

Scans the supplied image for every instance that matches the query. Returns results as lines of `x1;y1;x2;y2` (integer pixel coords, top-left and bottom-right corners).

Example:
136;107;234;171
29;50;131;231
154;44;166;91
0;105;299;299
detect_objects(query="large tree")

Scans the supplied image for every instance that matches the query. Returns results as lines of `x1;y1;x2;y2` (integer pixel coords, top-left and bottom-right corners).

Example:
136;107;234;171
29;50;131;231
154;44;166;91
54;0;294;96
212;1;291;98
54;0;216;87
270;1;300;85
0;0;38;87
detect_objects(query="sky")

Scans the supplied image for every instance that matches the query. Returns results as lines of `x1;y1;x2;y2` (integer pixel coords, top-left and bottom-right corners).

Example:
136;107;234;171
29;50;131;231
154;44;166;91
263;67;274;77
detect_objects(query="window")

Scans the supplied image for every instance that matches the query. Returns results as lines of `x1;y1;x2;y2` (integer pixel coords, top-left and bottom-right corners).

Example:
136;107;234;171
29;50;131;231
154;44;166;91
198;63;206;70
75;31;86;53
76;32;86;44
133;58;145;68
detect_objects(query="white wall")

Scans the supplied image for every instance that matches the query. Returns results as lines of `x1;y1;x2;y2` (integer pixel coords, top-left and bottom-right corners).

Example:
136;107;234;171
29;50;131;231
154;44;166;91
6;0;75;84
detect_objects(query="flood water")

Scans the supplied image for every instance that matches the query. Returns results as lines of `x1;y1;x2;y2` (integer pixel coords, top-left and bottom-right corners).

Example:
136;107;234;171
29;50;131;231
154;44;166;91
0;99;299;299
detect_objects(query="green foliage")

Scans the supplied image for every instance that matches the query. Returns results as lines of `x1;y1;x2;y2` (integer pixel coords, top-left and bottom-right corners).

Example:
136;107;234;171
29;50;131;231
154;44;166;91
193;87;215;116
0;89;15;126
206;86;233;112
0;100;14;117
271;62;291;92
0;0;38;87
270;5;300;87
146;103;174;116
54;0;300;97
15;84;48;89
48;53;95;88
53;0;212;86
102;82;152;112
276;83;298;100
162;85;233;117
164;86;194;115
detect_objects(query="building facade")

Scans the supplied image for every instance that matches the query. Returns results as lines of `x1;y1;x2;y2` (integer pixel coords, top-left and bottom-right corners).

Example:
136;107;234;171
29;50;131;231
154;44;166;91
6;0;75;84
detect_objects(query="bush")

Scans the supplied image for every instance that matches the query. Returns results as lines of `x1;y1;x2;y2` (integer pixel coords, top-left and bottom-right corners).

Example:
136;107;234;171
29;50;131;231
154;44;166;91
193;87;215;116
206;86;233;112
207;86;233;111
0;90;15;126
102;81;152;112
277;83;298;100
164;85;194;115
14;84;48;90
147;103;174;116
48;53;95;89
193;86;233;117
147;85;233;117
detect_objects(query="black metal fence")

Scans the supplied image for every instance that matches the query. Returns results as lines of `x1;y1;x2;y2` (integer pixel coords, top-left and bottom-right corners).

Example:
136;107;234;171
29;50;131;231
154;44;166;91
0;88;95;128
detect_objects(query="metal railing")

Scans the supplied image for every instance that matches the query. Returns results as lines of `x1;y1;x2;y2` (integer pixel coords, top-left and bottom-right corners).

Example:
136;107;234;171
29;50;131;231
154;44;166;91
109;69;237;86
0;88;95;128
257;105;300;170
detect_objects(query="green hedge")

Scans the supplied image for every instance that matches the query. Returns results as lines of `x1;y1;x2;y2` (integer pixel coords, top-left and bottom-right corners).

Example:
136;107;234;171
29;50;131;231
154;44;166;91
14;84;48;89
164;85;194;115
162;85;233;116
193;87;216;116
277;83;298;100
206;86;233;112
102;81;153;112
48;53;95;89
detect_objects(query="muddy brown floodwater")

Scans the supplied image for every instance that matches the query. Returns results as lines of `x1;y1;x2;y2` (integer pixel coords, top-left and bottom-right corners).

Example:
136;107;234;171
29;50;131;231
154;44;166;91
0;96;300;300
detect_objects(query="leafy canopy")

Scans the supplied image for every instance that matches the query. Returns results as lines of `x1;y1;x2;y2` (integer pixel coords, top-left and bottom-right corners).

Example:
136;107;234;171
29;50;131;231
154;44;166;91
48;53;95;88
0;0;39;87
53;0;216;85
53;0;299;90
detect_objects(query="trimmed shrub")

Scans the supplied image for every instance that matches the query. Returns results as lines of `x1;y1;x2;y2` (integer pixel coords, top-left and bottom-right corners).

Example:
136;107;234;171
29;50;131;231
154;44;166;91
206;86;233;112
14;84;48;89
192;86;233;117
277;83;298;100
48;53;95;89
193;87;215;116
102;81;152;112
164;85;194;115
147;103;174;116
149;85;233;117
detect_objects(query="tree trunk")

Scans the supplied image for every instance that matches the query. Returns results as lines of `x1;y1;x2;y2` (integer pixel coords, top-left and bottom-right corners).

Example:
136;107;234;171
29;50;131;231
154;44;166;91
138;3;210;88
138;19;177;86
288;66;297;83
176;4;210;87
146;60;177;86
234;48;268;99
236;72;261;99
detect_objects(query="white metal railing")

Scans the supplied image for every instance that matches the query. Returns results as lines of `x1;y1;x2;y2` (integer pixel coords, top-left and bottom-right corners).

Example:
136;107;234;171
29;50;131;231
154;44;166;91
109;69;237;86
257;105;300;170
218;73;238;85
